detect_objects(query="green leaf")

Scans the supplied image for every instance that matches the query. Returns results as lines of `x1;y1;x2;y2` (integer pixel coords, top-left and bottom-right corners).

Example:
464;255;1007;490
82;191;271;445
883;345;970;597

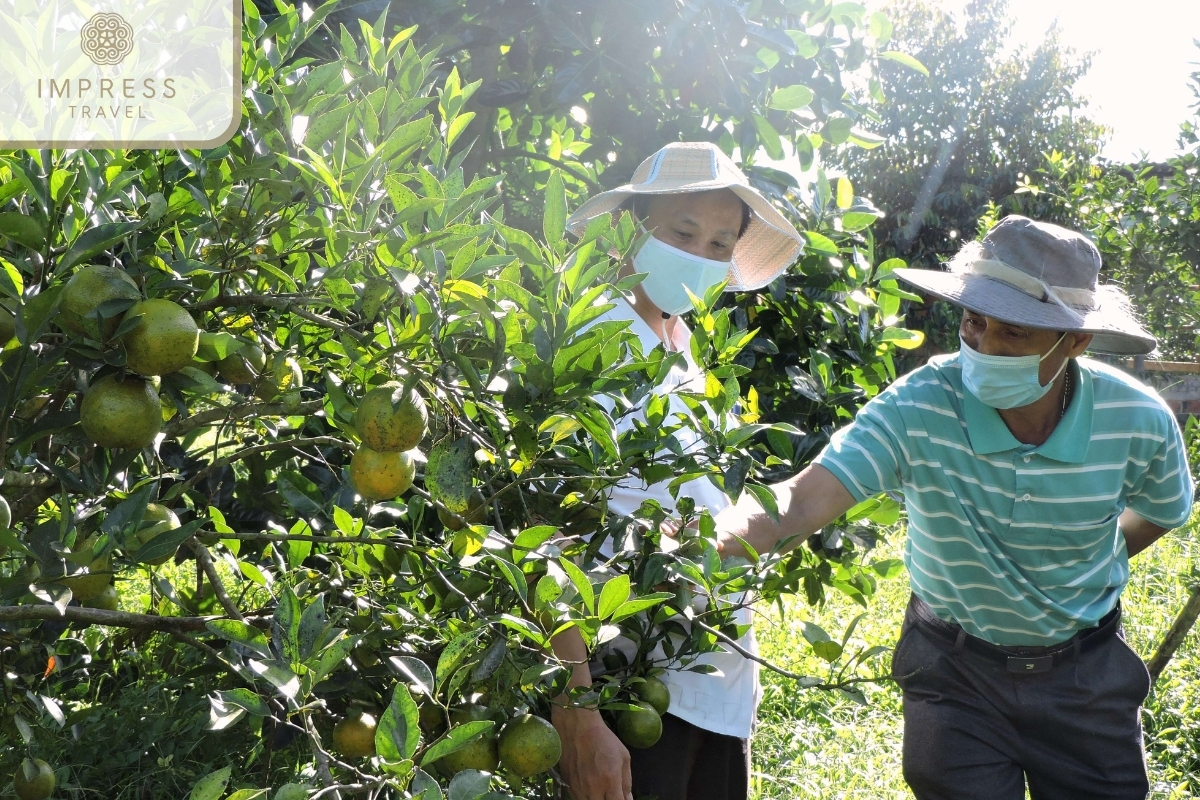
803;231;839;256
187;767;232;800
377;683;422;761
133;519;206;565
419;720;494;767
841;211;879;232
751;115;785;161
767;85;814;111
879;50;929;76
836;178;853;210
558;558;595;614
543;171;567;246
881;326;925;349
206;620;274;660
0;212;45;250
56;222;143;275
597;574;631;620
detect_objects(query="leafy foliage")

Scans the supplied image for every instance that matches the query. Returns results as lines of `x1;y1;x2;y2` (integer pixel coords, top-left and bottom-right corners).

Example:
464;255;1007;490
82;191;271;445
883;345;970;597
837;0;1105;269
0;2;921;798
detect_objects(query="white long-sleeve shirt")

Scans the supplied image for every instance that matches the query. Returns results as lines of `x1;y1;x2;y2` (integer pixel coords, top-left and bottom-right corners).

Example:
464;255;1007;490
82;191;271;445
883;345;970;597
585;294;759;739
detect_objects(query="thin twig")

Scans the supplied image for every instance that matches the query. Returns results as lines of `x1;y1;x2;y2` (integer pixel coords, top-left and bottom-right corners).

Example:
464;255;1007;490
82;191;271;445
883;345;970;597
690;619;888;690
179;436;353;493
190;541;246;622
164;398;326;438
190;293;368;342
490;149;600;190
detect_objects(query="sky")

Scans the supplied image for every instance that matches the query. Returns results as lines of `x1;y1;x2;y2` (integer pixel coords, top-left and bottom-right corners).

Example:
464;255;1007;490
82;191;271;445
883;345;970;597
919;0;1200;162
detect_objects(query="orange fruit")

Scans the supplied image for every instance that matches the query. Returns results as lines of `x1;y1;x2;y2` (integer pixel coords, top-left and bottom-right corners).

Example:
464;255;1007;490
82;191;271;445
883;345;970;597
218;340;266;384
497;714;561;777
332;713;377;758
80;374;162;449
617;702;662;749
60;265;140;340
355;382;427;452
122;299;200;376
13;757;55;800
349;447;417;501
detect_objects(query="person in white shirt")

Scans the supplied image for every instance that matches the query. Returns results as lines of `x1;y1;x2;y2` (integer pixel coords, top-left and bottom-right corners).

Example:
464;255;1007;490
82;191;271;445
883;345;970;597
549;141;804;800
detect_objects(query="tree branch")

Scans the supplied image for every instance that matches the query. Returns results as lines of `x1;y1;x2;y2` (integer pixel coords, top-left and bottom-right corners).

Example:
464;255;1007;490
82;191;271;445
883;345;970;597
189;294;368;342
180;436;353;493
489;149;600;191
164;398;326;438
0;605;267;632
190;541;246;622
0;471;57;488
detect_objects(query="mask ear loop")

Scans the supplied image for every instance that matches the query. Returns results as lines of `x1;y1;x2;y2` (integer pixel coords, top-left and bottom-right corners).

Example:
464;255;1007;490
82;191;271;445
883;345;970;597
1039;332;1072;386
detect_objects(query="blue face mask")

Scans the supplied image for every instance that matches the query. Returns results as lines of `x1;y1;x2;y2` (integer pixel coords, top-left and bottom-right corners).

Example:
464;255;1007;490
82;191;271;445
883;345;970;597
632;234;730;316
959;333;1070;409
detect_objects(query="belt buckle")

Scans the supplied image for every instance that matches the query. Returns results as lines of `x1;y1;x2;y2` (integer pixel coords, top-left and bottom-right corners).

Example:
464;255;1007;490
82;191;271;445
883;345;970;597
1006;655;1053;674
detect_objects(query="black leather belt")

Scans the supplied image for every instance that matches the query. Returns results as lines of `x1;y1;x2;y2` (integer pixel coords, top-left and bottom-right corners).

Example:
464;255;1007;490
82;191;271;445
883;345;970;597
908;594;1122;674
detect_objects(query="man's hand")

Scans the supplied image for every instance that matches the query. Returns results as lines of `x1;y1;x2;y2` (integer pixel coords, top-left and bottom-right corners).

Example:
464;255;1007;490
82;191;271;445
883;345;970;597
551;705;633;800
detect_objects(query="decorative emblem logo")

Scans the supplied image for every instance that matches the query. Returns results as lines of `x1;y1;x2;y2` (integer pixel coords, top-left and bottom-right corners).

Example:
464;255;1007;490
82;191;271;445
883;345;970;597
80;13;135;66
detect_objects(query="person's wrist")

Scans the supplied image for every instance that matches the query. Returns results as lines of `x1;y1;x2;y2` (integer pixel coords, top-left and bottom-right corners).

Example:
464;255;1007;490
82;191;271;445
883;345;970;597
551;702;604;733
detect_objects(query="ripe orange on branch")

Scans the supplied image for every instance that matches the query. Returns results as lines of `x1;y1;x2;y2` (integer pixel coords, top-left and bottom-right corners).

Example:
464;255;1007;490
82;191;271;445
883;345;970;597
355;382;428;452
59;265;140;340
121;298;200;376
80;374;162;449
349;447;417;501
497;714;562;777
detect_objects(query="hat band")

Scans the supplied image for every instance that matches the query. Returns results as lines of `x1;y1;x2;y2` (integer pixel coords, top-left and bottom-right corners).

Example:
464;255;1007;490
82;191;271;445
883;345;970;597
966;258;1095;324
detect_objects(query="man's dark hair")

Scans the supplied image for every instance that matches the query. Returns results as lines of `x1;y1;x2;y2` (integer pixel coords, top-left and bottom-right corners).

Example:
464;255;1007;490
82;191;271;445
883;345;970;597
621;193;752;239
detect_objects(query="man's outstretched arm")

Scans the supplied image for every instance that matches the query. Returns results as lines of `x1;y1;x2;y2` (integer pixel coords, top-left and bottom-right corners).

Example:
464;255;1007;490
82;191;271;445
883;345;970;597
716;463;859;558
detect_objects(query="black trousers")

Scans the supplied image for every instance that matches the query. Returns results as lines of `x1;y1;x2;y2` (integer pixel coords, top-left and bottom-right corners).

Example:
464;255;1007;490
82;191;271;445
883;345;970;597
629;713;749;800
893;595;1152;800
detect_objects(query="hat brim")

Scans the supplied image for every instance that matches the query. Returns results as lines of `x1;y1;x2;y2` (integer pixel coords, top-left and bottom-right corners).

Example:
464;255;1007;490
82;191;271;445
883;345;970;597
894;268;1156;356
566;182;804;291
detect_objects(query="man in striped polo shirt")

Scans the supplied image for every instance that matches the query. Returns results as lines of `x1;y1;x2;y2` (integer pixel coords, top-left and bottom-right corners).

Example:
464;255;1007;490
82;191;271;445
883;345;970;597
715;216;1194;798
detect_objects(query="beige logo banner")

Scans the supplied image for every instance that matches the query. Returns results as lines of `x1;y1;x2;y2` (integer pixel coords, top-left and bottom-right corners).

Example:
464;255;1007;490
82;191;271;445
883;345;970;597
0;0;242;148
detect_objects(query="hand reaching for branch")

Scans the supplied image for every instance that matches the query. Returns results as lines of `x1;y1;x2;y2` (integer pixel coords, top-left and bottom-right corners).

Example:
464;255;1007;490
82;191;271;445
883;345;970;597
551;705;633;800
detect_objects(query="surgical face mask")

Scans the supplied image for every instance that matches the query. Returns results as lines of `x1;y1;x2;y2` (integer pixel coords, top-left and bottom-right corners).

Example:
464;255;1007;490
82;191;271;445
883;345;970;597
632;233;730;316
959;333;1070;409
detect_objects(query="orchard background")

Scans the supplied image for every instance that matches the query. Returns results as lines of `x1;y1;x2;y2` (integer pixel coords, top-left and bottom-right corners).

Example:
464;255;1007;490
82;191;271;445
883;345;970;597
1;0;1199;798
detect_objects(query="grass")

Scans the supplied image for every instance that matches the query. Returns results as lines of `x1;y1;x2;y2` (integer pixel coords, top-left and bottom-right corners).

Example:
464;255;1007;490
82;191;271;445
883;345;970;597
750;515;1200;799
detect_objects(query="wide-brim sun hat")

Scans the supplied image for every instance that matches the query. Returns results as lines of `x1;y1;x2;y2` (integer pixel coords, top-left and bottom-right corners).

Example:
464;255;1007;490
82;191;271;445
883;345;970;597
565;141;805;291
893;215;1155;356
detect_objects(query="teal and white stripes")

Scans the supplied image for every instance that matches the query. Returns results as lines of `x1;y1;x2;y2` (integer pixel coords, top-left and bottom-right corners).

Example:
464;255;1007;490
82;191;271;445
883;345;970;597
814;354;1193;646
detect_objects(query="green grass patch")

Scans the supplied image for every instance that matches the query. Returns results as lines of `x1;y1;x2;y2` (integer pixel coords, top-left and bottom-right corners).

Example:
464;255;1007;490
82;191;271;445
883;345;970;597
751;516;1200;799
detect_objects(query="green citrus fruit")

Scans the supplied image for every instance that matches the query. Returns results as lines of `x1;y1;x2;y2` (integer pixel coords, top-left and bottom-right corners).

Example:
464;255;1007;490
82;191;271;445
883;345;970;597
122;299;200;376
632;677;671;716
332;713;377;758
126;504;181;566
438;489;487;531
617;702;663;749
80;374;162;449
55;537;112;603
497;713;562;777
82;584;119;611
349;447;417;501
356;382;428;452
440;726;499;774
0;494;10;530
217;340;266;384
13;757;55;800
60;265;140;340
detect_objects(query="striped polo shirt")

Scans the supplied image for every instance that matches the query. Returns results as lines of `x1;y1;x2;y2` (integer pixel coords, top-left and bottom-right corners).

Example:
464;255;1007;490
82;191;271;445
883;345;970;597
813;353;1194;646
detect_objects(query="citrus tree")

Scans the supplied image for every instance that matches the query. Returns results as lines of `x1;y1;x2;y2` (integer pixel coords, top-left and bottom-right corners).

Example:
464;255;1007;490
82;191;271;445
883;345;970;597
0;3;919;798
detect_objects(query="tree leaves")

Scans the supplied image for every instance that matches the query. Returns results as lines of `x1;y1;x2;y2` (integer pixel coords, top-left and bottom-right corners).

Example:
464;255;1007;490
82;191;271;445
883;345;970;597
377;683;422;761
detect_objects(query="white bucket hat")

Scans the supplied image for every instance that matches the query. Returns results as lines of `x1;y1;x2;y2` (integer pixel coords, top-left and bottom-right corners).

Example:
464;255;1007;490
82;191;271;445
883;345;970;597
565;141;805;291
894;215;1155;356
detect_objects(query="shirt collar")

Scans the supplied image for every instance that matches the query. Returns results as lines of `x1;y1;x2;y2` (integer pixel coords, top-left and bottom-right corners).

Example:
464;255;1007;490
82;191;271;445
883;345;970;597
961;358;1094;463
600;293;693;358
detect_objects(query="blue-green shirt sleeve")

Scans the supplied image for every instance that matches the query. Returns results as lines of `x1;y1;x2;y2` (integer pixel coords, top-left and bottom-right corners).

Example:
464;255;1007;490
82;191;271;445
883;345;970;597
1124;413;1194;528
812;394;906;503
